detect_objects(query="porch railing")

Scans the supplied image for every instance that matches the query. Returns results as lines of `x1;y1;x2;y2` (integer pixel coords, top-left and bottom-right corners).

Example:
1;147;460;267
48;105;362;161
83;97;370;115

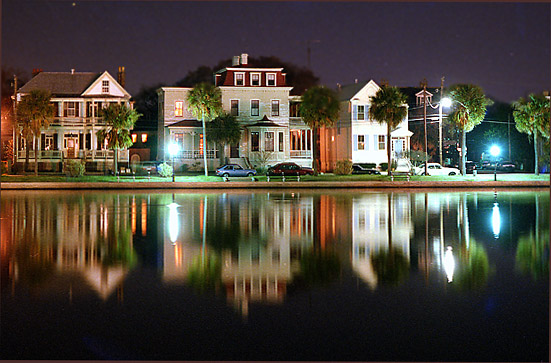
290;150;312;159
177;150;218;159
16;149;129;162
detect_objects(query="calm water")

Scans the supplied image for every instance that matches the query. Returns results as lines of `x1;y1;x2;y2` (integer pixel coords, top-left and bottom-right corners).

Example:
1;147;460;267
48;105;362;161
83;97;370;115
1;189;548;361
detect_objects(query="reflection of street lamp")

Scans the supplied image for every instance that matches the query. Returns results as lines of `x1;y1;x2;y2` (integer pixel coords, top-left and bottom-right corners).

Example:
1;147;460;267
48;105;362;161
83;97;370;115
167;200;179;244
443;246;455;283
490;145;500;181
168;142;180;182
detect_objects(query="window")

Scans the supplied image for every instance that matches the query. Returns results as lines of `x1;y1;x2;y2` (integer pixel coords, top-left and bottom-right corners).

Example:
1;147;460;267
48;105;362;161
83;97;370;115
131;134;138;143
251;73;260;86
378;135;386;150
290;102;300;117
175;101;184;117
235;73;244;86
102;80;109;93
231;100;239;116
63;102;79;117
265;132;274;152
251;132;259;152
357;105;365;120
357;135;365;150
43;134;54;150
251;100;259;116
267;73;276;86
278;132;284;152
141;134;148;143
271;100;279;116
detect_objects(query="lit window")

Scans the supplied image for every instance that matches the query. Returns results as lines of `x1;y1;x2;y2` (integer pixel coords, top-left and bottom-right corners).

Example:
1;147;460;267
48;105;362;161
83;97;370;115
131;134;137;143
271;100;279;116
357;105;365;120
251;73;260;86
102;80;109;93
358;135;365;150
267;73;276;86
251;100;259;116
175;101;183;117
378;135;386;150
251;132;259;152
141;134;148;143
265;132;274;152
235;73;244;86
231;100;239;116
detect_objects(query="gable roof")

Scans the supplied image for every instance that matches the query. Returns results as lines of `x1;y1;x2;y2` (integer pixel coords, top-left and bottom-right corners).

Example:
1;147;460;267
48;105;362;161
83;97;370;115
168;120;202;128
18;72;100;97
337;81;370;101
247;115;286;128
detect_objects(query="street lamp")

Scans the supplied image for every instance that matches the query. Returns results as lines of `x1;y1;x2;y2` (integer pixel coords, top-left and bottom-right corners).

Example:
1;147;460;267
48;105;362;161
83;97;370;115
168;142;180;182
490;145;501;181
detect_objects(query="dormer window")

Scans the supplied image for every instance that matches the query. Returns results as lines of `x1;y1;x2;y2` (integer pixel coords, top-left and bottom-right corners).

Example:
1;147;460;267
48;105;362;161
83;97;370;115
416;90;433;106
251;73;260;86
102;80;109;93
235;73;244;86
267;73;276;86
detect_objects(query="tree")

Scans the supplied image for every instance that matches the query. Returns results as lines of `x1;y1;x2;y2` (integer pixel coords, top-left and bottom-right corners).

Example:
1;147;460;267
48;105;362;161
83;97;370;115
207;113;242;166
299;86;340;175
17;90;56;175
97;103;141;174
368;85;408;177
448;84;493;175
512;94;550;175
187;83;222;176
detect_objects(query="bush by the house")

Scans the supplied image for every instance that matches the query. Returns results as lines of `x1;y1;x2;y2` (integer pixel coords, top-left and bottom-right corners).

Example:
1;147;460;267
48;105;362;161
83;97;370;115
334;159;353;175
65;159;86;177
158;162;173;177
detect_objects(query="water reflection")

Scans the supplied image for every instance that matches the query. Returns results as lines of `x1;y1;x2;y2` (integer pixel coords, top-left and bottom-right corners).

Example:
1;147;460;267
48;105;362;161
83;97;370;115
2;190;548;309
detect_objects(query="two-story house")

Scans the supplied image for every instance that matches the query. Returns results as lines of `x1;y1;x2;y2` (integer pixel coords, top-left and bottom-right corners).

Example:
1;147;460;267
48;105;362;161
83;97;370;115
157;54;313;171
318;80;411;172
15;69;132;172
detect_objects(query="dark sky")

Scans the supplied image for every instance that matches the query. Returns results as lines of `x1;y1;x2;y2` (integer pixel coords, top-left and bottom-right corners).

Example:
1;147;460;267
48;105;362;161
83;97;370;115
2;1;550;103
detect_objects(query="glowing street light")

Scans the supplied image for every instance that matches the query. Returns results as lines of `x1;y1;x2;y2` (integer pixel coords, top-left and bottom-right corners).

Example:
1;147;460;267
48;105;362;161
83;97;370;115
168;142;180;182
490;145;501;181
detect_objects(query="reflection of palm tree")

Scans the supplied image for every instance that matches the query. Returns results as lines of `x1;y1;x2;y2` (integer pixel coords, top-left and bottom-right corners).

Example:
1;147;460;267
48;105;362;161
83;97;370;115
297;250;341;286
187;254;222;293
98;225;137;268
15;243;55;287
454;240;490;290
515;230;549;280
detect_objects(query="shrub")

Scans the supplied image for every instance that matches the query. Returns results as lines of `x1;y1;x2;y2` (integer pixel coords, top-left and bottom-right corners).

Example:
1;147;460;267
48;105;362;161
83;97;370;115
256;166;268;175
334;159;353;175
65;159;85;177
158;162;173;177
1;161;8;175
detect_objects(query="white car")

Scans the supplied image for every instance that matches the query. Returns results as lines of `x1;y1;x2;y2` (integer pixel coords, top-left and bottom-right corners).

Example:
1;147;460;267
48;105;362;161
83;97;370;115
415;163;460;176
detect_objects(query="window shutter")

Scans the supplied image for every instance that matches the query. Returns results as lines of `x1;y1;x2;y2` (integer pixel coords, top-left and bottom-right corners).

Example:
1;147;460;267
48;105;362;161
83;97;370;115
75;103;80;117
79;134;84;150
365;105;369;120
365;134;369;150
374;135;378;149
352;105;357;121
353;135;358;151
41;134;46;150
53;134;58;149
63;103;68;117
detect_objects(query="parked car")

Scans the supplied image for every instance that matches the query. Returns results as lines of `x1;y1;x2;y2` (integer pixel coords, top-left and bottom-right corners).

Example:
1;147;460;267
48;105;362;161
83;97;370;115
415;163;460;176
352;164;381;175
498;161;517;172
134;161;161;175
216;164;256;177
267;162;314;176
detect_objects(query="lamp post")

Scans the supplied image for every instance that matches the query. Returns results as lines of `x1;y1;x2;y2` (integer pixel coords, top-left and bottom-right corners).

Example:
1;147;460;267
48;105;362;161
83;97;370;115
490;145;500;181
168;142;180;182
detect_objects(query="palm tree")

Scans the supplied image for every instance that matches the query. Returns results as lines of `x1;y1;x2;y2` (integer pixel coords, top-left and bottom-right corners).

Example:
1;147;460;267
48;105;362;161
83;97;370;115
17;89;56;175
299;86;340;175
207;113;242;166
187;83;222;176
368;85;408;177
448;84;493;175
512;94;550;175
97;103;141;174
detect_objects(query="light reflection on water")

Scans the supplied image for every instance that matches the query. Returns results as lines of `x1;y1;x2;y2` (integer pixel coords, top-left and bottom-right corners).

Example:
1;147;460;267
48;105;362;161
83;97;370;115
1;189;548;361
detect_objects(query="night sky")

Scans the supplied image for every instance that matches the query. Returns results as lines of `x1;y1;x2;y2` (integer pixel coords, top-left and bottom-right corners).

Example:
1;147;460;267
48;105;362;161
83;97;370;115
2;1;550;103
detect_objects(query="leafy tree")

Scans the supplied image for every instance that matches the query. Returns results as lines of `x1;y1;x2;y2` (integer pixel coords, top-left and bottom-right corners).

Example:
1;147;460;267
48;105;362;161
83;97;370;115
187;83;222;176
513;94;550;175
299;86;340;175
368;85;408;176
515;230;549;280
207;113;242;166
97;103;141;174
174;66;216;87
16;89;56;175
133;83;163;122
448;84;493;174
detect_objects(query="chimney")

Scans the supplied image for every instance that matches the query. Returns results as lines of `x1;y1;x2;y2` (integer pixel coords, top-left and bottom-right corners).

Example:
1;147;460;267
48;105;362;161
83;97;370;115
232;56;240;66
32;68;43;77
354;78;358;84
241;53;248;65
71;68;75;74
117;66;126;88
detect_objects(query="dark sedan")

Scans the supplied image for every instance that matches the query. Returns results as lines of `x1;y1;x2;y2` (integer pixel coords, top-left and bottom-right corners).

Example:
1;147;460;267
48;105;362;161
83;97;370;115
267;162;314;176
352;164;381;175
498;161;517;172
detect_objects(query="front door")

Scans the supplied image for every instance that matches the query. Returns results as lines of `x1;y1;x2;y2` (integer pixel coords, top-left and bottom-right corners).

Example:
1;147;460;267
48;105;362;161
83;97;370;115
65;136;78;158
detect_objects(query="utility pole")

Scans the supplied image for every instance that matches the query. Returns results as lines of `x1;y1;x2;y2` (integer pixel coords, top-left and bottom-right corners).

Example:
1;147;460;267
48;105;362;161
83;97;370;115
508;112;511;160
439;77;444;166
421;79;428;176
12;75;18;166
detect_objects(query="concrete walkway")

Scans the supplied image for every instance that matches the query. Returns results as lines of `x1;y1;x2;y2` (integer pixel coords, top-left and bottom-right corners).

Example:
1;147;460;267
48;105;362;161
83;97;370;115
2;179;549;190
